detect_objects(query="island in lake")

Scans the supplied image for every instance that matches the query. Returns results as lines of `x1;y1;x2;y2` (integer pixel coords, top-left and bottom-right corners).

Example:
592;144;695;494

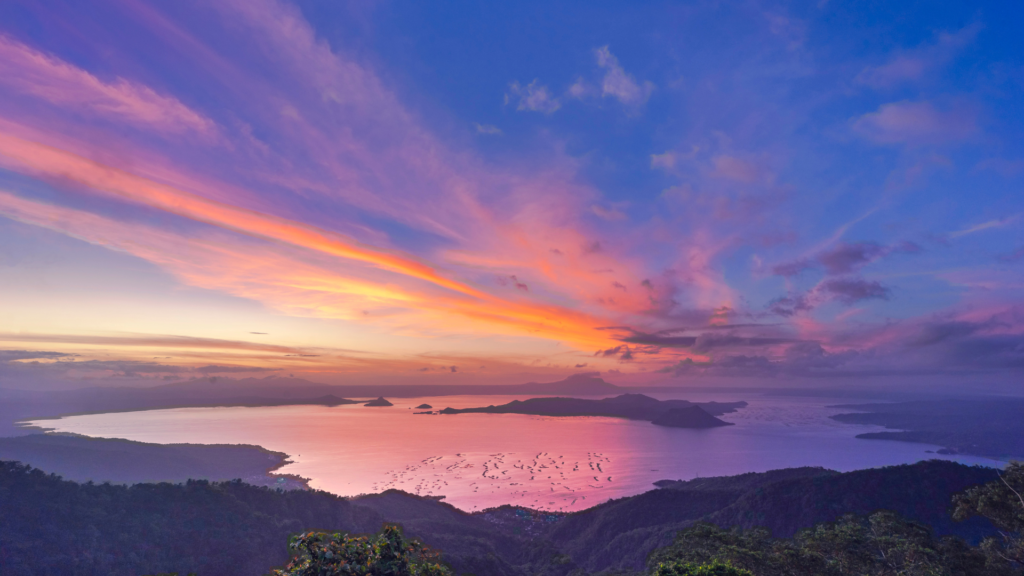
364;397;394;407
651;406;733;428
439;394;744;428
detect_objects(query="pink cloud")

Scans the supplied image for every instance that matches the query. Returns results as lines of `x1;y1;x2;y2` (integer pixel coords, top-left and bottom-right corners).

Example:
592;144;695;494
852;101;977;145
507;80;561;113
709;155;766;183
856;56;928;88
0;35;215;137
595;46;653;107
856;23;980;88
590;204;627;221
0;187;627;350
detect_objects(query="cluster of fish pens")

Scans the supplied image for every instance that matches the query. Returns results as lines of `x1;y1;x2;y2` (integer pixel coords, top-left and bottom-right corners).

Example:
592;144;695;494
370;451;616;511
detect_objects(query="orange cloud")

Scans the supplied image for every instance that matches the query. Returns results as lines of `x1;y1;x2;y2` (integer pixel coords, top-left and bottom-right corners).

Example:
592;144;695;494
0;331;304;355
0;183;618;350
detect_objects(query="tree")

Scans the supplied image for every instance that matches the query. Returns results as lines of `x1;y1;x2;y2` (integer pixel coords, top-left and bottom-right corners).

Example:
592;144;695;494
646;522;822;576
953;461;1024;575
653;559;754;576
271;524;452;576
647;513;991;576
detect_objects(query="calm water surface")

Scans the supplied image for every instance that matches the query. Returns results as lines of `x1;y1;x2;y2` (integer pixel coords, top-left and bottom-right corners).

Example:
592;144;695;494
30;393;1000;512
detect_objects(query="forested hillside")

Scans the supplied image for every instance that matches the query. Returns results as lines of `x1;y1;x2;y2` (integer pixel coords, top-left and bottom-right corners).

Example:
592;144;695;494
0;459;1008;575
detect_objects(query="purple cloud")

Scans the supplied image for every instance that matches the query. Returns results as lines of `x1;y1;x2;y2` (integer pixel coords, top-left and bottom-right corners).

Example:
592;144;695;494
818;242;889;275
907;316;1024;370
772;258;815;277
660;342;859;378
768;293;813;317
819;278;891;304
497;275;529;291
506;79;560;113
596;345;624;357
619;329;794;350
196;364;278;374
910;320;983;346
768;276;890;317
855;23;979;88
773;241;922;277
0;349;73;362
997;246;1024;263
857;56;928;88
852;101;977;145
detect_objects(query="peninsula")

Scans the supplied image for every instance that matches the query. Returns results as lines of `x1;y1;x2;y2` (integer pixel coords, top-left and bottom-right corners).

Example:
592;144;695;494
439;393;744;428
830;398;1024;459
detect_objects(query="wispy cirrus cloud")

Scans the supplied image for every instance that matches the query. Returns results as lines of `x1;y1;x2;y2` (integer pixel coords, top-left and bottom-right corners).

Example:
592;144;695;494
0;35;215;137
0;0;690;356
0;331;306;355
0;0;1019;385
856;23;981;88
949;213;1022;238
0;188;621;349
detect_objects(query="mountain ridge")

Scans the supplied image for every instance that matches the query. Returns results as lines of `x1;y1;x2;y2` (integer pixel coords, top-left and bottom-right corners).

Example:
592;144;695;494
0;458;1000;576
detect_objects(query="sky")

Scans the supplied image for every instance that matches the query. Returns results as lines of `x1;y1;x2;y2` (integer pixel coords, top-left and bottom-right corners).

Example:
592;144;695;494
1;0;1023;390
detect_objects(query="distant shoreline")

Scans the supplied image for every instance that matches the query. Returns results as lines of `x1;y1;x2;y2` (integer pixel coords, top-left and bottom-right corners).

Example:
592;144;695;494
13;397;383;435
0;433;312;489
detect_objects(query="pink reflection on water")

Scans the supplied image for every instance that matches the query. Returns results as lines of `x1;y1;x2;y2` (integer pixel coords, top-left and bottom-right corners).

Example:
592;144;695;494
31;394;1001;512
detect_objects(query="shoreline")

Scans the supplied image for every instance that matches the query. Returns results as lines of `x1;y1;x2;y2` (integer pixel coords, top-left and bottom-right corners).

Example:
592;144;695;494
0;432;312;490
7;399;1014;514
12;398;386;435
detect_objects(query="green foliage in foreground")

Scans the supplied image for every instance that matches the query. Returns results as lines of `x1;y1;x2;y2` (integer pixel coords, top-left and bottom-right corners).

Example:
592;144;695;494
648;461;1024;576
271;524;452;576
654;559;753;575
648;513;990;576
954;461;1024;572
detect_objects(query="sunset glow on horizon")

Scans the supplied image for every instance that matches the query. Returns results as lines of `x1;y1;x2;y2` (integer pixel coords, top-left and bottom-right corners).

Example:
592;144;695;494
2;1;1023;390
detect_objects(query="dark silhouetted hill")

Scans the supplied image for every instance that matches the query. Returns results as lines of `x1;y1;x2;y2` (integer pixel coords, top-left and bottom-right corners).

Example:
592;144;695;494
0;458;1000;576
0;461;381;576
539;461;999;573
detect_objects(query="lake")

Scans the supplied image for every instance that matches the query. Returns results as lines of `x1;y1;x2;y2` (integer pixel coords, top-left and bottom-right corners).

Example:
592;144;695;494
28;392;1002;512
